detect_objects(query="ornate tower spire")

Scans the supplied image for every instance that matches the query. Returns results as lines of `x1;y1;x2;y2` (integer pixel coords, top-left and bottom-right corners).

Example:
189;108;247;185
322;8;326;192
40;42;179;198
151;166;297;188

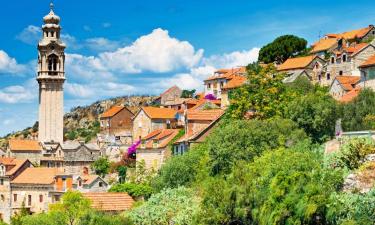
37;3;66;143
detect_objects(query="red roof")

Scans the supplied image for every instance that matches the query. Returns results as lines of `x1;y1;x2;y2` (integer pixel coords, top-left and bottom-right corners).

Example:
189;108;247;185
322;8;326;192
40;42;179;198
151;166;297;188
83;193;135;212
344;43;368;55
8;139;42;152
223;76;247;89
278;55;317;71
204;67;246;81
141;129;181;149
187;109;225;121
360;54;375;68
339;87;361;103
100;106;127;118
142;107;177;119
336;76;361;91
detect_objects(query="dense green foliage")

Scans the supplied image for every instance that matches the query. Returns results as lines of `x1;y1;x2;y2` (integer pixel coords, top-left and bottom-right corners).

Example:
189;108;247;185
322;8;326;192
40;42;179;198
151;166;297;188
207;119;308;175
285;92;338;143
65;121;100;142
91;157;110;177
127;187;200;225
340;89;375;131
258;35;308;64
181;89;196;98
109;183;154;199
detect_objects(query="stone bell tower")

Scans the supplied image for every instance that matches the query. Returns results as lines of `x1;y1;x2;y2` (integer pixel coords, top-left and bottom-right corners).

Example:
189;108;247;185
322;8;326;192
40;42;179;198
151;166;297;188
37;3;66;143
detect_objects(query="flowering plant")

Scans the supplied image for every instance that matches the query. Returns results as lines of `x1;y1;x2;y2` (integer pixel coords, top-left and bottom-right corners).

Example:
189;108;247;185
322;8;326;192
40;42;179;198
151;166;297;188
128;140;141;157
204;93;217;100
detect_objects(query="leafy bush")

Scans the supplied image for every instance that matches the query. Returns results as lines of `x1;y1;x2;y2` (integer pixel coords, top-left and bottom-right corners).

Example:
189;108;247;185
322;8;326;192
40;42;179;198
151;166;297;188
327;138;375;170
109;183;154;199
207;118;308;175
127;187;200;225
91;157;110;177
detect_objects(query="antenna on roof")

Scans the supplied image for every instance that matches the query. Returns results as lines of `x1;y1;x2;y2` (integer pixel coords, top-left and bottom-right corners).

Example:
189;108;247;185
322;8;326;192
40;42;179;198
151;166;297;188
318;30;322;41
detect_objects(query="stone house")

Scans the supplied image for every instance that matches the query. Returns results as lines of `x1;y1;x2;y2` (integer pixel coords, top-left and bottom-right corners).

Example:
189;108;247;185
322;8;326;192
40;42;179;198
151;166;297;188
99;105;134;145
40;141;102;175
155;85;182;106
82;192;134;213
132;107;178;141
204;67;246;99
174;109;224;155
329;76;361;100
136;129;180;170
7;140;43;164
9;168;73;220
220;75;247;108
359;53;375;89
310;37;341;57
74;174;108;193
0;158;31;223
277;55;326;84
326;43;375;80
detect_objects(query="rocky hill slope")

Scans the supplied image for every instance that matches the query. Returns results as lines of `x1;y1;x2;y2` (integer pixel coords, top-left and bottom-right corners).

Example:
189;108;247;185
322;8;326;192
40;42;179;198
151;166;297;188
0;95;158;148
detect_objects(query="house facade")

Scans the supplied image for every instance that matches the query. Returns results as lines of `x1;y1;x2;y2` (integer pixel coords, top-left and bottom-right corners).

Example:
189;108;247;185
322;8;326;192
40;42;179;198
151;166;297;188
132;107;177;141
204;67;246;99
7;140;43;164
136;129;180;170
158;85;182;106
329;76;361;100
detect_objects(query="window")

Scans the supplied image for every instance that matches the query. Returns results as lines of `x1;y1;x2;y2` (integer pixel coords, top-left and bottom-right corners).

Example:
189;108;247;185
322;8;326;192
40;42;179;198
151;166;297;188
220;82;224;88
13;194;17;202
315;63;319;69
48;55;58;72
51;31;54;37
78;180;82;187
342;54;347;62
1;195;4;201
327;73;331;80
39;195;43;203
339;71;343;75
318;74;321;81
207;83;211;89
372;30;375;35
28;195;32;206
46;32;48;37
0;179;3;185
99;182;103;187
331;57;335;64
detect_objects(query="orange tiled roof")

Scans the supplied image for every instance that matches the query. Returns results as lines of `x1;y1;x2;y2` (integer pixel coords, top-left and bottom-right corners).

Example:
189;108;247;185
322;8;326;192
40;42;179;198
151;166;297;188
223;76;247;89
83;192;135;212
278;55;317;71
360;54;375;68
81;174;99;185
101;106;126;118
187;109;225;121
336;76;361;91
204;67;246;81
0;158;28;176
142;129;164;140
311;38;338;53
142;129;180;149
8;139;42;152
334;26;374;40
11;168;61;185
188;99;221;111
339;87;361;103
142;107;177;119
344;43;368;55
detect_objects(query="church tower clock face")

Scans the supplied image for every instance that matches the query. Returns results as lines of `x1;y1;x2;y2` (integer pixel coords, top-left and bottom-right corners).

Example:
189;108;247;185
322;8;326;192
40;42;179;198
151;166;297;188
37;3;66;144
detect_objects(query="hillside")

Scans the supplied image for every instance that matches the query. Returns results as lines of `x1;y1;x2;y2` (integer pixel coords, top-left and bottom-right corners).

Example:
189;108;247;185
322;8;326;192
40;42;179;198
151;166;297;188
0;95;158;148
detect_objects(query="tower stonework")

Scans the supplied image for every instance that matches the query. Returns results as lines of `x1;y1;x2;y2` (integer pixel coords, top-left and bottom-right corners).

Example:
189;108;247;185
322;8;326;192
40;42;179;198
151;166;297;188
37;3;66;143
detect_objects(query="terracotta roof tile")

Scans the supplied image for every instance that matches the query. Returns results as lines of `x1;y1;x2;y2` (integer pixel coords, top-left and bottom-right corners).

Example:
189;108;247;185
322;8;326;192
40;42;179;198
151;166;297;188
223;76;247;89
0;158;28;176
344;43;368;55
83;192;135;212
101;106;131;118
142;129;180;149
335;26;374;40
8;139;42;152
339;87;361;103
336;76;361;91
278;55;317;71
188;99;221;111
11;168;61;185
311;38;338;53
360;54;375;68
204;67;246;81
142;107;177;119
187;109;225;121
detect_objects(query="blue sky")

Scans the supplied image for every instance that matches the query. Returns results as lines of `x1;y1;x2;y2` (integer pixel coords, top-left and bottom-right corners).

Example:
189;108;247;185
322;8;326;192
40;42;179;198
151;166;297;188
0;0;374;136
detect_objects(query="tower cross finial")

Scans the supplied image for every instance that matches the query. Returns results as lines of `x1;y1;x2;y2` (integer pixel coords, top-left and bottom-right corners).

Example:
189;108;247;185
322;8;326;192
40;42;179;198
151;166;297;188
50;2;54;11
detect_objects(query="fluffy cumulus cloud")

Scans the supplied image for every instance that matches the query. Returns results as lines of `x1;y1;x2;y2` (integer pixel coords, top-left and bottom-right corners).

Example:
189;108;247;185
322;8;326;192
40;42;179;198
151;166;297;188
99;28;204;73
85;37;120;52
0;81;37;103
0;50;28;74
203;47;260;69
15;25;41;45
65;81;135;99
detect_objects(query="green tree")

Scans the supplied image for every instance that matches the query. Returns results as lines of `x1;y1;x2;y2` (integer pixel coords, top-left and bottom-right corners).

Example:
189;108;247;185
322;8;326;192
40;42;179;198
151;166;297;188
91;157;110;177
181;89;196;98
199;148;343;225
285;92;338;143
117;165;127;183
207;119;308;175
127;187;200;225
109;183;154;199
258;35;308;64
229;64;290;119
341;89;375;131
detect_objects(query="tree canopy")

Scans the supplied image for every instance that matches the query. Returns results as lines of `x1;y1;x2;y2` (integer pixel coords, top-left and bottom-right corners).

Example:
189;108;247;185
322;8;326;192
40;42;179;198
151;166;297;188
258;35;308;64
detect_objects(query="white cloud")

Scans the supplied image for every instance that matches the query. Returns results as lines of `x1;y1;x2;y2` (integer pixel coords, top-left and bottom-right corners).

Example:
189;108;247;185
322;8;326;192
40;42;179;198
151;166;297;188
203;48;260;69
99;28;204;73
85;38;120;52
16;25;41;45
65;81;135;99
0;84;36;103
65;83;95;98
0;50;28;74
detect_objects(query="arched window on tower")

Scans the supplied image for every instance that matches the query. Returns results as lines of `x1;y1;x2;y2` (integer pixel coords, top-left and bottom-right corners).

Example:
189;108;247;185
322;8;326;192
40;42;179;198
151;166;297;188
48;54;58;75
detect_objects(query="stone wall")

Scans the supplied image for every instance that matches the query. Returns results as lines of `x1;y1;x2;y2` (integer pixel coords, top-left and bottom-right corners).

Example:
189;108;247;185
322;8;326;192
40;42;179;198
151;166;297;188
136;148;168;170
161;86;182;106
